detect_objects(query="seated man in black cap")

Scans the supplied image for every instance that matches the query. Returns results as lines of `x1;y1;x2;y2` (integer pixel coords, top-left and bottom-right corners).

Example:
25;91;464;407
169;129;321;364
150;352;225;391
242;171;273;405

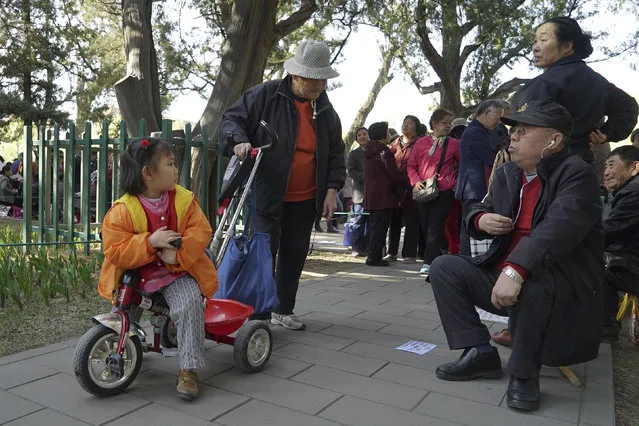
601;145;639;340
429;99;604;412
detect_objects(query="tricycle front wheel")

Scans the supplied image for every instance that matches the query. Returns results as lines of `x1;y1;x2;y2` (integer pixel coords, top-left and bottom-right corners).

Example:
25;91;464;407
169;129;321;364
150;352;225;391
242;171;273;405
73;324;143;397
233;320;272;373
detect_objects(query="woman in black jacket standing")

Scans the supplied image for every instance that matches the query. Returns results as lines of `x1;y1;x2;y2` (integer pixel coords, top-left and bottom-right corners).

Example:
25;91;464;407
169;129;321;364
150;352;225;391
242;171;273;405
510;16;638;164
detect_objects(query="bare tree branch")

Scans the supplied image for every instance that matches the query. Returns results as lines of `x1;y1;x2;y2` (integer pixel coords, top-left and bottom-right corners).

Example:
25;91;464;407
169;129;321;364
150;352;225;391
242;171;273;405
485;77;530;100
331;26;353;65
275;0;318;39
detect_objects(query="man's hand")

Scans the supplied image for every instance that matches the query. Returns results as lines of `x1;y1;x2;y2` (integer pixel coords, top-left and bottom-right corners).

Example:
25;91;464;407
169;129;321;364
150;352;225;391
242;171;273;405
414;181;425;191
323;188;338;220
148;226;181;249
158;247;178;265
491;272;522;310
478;213;514;235
588;130;607;146
234;142;252;160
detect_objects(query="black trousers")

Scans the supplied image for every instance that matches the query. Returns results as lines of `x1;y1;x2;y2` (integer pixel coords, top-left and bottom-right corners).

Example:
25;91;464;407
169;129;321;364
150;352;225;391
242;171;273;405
387;206;420;258
257;199;316;315
604;264;639;325
367;209;393;263
417;190;454;264
459;198;481;256
429;255;555;378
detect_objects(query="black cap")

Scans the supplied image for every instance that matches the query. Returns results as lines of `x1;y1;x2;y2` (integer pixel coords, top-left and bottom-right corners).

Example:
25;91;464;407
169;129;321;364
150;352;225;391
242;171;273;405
501;99;574;136
368;122;389;141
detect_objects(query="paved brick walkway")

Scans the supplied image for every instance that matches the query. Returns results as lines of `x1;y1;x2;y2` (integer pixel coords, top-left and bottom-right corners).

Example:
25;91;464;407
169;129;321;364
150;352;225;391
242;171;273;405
0;262;614;425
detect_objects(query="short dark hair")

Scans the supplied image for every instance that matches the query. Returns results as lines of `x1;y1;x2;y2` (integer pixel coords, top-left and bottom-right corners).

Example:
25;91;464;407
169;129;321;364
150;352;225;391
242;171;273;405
119;137;175;196
476;100;503;116
429;108;453;129
608;145;639;166
1;164;11;174
630;129;639;143
544;17;593;59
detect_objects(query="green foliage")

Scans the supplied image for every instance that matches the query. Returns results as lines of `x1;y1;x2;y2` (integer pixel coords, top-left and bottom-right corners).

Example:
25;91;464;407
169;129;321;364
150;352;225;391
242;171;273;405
0;0;71;126
0;226;103;310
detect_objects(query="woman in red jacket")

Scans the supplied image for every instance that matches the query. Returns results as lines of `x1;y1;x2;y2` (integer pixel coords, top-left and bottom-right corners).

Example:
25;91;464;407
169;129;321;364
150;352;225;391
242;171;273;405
385;115;422;263
407;109;460;275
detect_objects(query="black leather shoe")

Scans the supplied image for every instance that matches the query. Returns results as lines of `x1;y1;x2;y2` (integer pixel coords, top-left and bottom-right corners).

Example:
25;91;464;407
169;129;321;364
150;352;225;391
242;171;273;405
435;347;502;381
507;374;540;411
366;259;390;267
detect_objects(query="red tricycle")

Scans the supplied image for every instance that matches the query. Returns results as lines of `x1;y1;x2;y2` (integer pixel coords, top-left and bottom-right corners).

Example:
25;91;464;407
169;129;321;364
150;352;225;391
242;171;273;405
73;270;272;397
74;120;278;397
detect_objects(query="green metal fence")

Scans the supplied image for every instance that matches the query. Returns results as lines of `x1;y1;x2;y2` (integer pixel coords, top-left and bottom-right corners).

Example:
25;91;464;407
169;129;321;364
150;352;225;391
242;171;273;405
19;118;223;254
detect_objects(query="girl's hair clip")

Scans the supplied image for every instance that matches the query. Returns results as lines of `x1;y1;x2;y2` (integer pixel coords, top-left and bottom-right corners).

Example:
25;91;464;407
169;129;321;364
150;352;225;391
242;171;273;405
140;139;150;149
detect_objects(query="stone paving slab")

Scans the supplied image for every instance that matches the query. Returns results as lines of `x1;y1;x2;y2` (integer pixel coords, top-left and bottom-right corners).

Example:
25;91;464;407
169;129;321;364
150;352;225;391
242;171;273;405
0;261;616;425
3;409;91;426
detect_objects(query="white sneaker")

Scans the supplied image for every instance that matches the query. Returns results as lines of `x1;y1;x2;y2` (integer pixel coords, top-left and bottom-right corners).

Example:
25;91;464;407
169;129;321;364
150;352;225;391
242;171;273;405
271;313;306;330
420;264;430;275
402;257;417;264
382;254;397;262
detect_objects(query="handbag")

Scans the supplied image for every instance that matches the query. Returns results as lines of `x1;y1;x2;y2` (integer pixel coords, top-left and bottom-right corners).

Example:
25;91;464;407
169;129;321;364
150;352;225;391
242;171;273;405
214;181;279;314
412;137;449;203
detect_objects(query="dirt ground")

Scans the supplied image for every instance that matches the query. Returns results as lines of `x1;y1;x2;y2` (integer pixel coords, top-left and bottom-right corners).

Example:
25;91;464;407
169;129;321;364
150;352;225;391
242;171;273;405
1;250;637;424
611;322;639;425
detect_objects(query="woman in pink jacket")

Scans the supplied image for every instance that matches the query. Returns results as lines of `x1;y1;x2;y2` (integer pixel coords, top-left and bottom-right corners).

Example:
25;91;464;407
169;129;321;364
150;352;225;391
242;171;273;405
407;109;460;275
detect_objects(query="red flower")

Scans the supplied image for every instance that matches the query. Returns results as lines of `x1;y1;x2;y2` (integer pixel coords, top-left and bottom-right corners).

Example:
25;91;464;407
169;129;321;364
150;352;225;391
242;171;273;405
140;139;150;148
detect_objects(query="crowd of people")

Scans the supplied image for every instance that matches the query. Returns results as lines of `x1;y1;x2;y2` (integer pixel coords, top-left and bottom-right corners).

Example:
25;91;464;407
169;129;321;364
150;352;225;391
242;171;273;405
8;14;637;411
215;17;639;412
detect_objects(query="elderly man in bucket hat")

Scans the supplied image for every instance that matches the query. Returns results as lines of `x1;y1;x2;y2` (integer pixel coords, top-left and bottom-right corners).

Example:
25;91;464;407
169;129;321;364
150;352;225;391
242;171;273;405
428;99;604;412
220;40;345;331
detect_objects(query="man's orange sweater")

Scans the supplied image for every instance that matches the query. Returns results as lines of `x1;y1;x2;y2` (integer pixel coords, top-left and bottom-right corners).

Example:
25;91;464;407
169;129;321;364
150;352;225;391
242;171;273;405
284;99;317;202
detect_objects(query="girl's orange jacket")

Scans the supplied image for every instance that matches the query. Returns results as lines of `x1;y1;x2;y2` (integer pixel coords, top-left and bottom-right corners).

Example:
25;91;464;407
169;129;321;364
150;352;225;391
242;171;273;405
98;185;218;301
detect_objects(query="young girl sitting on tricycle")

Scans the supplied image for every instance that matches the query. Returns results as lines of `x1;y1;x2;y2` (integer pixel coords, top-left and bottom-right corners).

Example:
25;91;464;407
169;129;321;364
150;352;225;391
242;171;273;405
96;137;216;400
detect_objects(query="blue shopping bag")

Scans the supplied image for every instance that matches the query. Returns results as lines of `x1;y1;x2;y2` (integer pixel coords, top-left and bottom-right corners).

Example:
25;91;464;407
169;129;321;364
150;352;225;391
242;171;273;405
343;222;354;246
214;185;279;314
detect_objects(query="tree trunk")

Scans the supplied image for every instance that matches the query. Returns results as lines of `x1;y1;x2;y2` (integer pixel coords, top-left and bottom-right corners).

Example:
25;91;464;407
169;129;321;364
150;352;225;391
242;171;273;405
344;47;394;150
115;0;161;137
190;0;317;216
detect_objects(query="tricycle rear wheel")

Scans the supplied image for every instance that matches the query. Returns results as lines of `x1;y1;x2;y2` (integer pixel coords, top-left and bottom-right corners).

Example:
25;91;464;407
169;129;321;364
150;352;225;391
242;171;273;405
233;320;272;373
73;324;143;397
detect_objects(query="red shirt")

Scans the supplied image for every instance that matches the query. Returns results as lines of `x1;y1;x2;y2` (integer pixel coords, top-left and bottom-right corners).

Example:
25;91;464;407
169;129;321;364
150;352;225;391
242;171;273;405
475;173;542;279
137;190;186;293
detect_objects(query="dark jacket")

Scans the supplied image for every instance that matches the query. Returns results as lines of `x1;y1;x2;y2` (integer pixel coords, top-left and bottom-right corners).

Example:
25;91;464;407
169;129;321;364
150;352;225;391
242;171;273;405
455;119;496;201
220;76;346;218
510;55;639;163
467;150;604;366
489;123;509;150
604;175;639;275
363;140;404;210
0;175;16;204
347;146;365;204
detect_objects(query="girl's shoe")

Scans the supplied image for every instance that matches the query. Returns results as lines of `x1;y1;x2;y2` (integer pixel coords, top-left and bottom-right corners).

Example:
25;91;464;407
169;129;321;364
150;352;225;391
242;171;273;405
176;370;199;400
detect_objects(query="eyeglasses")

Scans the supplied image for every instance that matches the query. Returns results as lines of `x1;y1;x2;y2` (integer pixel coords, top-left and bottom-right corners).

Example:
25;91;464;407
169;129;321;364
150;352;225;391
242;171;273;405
509;126;528;136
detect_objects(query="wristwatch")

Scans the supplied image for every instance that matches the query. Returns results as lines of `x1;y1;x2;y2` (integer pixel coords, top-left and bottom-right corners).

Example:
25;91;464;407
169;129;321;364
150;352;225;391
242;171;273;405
503;265;525;286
